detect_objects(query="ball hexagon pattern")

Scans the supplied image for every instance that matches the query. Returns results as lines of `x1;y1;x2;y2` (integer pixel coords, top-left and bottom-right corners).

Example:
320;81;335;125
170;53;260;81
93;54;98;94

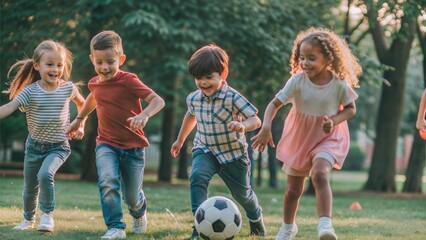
194;196;242;240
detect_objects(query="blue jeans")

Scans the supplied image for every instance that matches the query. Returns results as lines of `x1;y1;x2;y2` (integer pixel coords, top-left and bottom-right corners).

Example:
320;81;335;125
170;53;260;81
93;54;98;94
190;149;262;221
95;143;147;230
22;136;70;221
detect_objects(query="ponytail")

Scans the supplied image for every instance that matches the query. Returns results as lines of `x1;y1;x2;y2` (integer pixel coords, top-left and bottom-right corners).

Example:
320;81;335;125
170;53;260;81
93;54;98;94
4;59;40;100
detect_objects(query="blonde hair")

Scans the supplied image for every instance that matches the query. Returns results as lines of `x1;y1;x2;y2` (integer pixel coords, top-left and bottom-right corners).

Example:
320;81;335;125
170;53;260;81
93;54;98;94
289;27;361;88
4;40;73;99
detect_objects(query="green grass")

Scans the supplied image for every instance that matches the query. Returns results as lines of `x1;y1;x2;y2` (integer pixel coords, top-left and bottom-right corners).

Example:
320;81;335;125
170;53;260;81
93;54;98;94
0;171;425;239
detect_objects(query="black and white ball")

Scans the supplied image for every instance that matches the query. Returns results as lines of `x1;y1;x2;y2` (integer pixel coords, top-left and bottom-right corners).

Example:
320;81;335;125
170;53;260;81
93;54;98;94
194;196;242;240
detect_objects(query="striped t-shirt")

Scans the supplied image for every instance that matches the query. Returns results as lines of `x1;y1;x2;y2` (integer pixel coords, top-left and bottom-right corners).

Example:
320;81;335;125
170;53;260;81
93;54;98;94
187;83;258;164
15;81;78;143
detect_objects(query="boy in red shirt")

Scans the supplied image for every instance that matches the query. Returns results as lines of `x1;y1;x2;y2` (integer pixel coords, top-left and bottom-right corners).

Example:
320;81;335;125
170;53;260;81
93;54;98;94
68;30;164;239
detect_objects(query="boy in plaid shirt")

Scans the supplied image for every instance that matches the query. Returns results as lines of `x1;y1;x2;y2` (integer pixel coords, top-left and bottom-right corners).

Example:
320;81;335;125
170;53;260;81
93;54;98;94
171;44;266;239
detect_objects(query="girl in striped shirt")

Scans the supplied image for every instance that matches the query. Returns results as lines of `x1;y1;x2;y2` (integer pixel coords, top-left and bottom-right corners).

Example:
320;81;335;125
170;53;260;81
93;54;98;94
0;40;85;233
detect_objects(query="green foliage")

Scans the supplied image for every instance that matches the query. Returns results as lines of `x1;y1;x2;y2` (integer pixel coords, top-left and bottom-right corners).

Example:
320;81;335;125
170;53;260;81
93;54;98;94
343;143;367;171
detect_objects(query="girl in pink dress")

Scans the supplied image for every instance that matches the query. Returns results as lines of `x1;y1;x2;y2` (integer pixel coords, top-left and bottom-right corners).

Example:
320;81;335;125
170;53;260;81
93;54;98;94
251;27;361;240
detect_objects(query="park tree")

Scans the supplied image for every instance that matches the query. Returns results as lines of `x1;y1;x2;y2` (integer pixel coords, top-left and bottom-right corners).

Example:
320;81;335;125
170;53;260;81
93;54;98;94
403;19;426;193
357;0;419;192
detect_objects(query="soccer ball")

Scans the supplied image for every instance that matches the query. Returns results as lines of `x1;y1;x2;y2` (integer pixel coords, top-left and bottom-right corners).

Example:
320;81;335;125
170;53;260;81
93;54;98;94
194;196;242;240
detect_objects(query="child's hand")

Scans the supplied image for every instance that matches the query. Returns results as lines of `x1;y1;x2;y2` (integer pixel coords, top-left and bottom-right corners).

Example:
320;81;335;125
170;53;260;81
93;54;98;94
416;119;426;130
322;116;334;133
73;126;85;140
127;114;149;131
67;119;83;139
251;128;274;152
170;140;182;158
228;121;246;133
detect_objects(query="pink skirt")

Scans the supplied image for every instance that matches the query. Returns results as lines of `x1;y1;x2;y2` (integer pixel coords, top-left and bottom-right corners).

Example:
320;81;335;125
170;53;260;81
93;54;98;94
276;108;350;173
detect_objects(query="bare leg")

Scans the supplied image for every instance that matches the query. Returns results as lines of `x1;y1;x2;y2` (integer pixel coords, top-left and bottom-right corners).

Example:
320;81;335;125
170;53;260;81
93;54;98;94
310;158;333;218
283;175;305;223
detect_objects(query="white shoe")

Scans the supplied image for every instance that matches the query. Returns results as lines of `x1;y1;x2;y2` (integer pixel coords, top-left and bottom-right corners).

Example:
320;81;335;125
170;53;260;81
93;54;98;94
132;213;147;233
13;219;35;230
275;223;298;240
318;222;337;240
37;212;54;232
101;228;126;239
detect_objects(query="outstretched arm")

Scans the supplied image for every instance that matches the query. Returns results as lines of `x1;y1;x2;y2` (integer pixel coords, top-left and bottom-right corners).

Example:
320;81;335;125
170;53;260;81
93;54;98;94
0;100;20;120
251;98;283;152
170;112;197;157
416;89;426;130
322;101;356;133
67;93;96;138
127;92;165;131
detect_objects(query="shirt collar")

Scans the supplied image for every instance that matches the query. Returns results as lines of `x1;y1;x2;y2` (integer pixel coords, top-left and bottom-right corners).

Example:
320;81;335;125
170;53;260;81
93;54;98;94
198;82;228;101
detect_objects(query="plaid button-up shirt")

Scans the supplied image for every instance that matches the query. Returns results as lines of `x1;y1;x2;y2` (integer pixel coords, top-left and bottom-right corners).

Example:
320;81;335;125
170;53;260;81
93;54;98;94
187;83;258;164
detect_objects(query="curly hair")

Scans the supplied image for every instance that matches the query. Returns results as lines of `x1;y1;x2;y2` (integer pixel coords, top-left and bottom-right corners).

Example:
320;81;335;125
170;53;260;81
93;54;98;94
289;27;361;88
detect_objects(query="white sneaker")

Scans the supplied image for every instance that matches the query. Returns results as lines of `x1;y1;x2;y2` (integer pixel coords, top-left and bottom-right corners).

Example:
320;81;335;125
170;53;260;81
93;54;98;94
37;212;54;232
13;219;35;230
101;228;126;239
132;213;147;233
275;223;298;240
318;222;337;240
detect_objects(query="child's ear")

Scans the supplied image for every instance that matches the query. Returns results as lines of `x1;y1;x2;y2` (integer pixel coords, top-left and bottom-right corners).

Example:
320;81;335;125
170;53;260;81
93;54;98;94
221;68;228;81
89;54;94;65
119;54;126;66
33;61;39;71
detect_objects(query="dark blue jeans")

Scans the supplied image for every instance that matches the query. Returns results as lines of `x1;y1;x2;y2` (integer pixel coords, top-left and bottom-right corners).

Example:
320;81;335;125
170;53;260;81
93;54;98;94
190;149;262;221
23;136;70;221
95;143;147;230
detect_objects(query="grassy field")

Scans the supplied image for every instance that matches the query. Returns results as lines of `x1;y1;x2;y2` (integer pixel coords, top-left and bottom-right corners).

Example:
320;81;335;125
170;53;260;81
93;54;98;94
0;171;425;240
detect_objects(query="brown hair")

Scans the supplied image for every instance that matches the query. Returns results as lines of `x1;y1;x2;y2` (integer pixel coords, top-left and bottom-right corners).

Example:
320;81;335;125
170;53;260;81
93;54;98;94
90;30;123;55
188;43;229;80
289;27;362;88
4;40;73;99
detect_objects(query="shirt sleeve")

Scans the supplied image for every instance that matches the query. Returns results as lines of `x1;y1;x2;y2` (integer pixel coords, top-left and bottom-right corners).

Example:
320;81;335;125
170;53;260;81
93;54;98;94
275;75;298;105
233;91;258;120
128;74;154;100
70;82;79;99
15;85;31;112
186;92;196;116
340;82;358;106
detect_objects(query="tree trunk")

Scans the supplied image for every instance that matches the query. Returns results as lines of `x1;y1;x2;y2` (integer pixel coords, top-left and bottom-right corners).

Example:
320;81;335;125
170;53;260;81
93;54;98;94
158;76;178;182
364;15;416;192
403;131;425;192
256;151;263;187
403;32;426;193
81;114;98;182
177;140;189;180
267;145;279;188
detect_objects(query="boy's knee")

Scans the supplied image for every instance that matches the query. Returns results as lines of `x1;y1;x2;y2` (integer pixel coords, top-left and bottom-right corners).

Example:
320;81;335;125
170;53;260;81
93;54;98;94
37;171;54;184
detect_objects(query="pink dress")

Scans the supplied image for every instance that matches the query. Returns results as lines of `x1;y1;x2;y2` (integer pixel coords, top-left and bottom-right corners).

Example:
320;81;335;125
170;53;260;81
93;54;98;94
275;73;358;174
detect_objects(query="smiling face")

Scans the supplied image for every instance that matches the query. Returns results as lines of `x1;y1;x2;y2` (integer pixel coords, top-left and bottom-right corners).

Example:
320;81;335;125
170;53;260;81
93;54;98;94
33;50;65;88
195;72;224;97
299;41;331;84
90;48;125;81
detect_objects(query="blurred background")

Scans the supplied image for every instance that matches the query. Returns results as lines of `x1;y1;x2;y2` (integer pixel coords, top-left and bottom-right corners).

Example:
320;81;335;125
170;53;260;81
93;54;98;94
1;0;425;193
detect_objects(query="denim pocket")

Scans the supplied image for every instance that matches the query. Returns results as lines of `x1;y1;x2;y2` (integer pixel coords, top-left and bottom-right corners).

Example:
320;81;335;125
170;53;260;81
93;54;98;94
130;148;145;160
233;156;251;169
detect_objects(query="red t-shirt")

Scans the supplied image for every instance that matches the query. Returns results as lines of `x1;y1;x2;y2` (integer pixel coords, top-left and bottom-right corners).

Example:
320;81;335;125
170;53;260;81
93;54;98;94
88;71;154;149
